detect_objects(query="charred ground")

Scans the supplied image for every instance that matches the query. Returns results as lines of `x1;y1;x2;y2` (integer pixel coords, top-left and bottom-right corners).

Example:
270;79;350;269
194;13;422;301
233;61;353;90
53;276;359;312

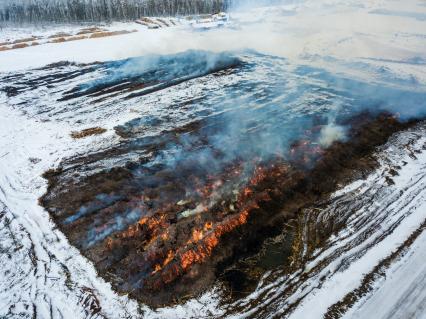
40;112;418;306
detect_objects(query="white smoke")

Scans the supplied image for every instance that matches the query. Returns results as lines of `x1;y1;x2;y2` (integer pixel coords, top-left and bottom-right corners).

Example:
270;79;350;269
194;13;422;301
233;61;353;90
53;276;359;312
318;123;346;147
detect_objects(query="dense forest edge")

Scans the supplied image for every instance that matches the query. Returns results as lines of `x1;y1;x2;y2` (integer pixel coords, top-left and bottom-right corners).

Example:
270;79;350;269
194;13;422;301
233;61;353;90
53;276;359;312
0;0;246;25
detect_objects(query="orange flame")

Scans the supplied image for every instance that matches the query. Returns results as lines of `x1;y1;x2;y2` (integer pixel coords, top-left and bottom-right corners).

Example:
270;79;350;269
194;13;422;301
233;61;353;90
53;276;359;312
180;208;250;271
163;250;174;267
203;221;213;231
192;229;204;242
151;250;175;274
152;264;162;274
161;231;169;241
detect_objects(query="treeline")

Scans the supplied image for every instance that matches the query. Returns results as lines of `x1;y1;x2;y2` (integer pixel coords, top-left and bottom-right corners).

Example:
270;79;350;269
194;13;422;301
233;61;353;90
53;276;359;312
0;0;233;25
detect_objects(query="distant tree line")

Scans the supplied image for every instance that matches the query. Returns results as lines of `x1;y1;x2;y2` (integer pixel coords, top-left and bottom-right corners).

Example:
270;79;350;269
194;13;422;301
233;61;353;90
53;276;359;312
0;0;234;25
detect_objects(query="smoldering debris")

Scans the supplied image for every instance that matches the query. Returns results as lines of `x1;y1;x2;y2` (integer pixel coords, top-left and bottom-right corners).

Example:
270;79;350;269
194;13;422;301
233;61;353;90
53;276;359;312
2;49;424;306
59;50;242;101
41;112;418;306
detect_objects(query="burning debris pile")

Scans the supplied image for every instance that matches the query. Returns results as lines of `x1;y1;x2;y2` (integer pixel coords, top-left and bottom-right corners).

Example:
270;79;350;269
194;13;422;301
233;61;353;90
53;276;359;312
39;107;334;305
102;159;291;298
42;152;306;304
3;49;424;306
40;110;416;306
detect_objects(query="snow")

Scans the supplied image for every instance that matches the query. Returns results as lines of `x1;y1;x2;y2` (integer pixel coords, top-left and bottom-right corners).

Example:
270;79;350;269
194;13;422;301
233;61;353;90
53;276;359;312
344;230;426;319
290;145;426;318
0;0;426;318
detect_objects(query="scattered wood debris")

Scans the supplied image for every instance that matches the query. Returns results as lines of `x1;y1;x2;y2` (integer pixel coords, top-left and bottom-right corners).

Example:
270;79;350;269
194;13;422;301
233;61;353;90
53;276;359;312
135;17;181;29
0;28;137;52
71;127;107;139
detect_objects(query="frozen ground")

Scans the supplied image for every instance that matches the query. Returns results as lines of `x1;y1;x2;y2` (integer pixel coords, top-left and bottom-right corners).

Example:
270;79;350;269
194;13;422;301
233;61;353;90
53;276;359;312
0;0;426;318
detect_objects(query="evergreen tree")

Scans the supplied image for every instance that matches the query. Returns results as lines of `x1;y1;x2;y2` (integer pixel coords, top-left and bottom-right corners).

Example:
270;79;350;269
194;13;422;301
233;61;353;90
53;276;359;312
0;0;231;25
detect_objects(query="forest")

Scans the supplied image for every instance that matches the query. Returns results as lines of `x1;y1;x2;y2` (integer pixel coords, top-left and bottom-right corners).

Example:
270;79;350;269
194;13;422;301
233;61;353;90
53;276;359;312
0;0;235;24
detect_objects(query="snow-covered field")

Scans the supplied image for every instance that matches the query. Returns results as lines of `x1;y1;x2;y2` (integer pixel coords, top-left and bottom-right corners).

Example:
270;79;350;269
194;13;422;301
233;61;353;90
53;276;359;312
0;0;426;318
